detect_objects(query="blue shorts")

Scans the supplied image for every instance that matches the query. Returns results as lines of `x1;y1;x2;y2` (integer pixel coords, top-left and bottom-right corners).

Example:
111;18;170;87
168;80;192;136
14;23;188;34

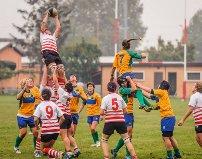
161;116;176;133
87;115;100;124
124;113;134;127
71;113;79;125
17;116;35;129
121;72;136;79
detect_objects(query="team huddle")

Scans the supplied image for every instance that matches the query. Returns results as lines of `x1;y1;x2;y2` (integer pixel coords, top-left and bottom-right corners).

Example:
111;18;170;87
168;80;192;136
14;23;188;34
13;8;202;159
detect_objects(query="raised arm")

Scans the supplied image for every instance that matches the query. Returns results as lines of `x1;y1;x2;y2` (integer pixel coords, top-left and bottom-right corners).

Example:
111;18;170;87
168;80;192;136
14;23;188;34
41;66;48;86
16;80;29;100
52;68;59;90
16;87;26;100
128;50;146;59
126;76;136;92
53;15;61;38
110;67;116;82
136;82;152;93
40;12;49;32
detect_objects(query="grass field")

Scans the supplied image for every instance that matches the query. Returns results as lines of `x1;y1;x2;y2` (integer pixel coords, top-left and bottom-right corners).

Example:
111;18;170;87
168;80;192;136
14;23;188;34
0;95;201;159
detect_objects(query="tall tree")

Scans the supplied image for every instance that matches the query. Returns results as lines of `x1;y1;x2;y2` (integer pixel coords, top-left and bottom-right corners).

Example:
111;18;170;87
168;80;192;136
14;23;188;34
69;0;147;56
61;38;102;82
11;0;74;80
189;9;202;62
147;36;195;62
0;61;16;80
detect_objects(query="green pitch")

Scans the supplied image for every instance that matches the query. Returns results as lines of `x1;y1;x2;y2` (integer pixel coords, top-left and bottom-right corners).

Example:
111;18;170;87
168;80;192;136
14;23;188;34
0;96;201;159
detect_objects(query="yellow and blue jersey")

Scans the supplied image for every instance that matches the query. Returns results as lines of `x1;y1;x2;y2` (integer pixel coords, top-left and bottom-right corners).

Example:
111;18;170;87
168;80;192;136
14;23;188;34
153;89;174;118
113;49;142;74
18;89;38;116
70;85;87;113
84;92;101;116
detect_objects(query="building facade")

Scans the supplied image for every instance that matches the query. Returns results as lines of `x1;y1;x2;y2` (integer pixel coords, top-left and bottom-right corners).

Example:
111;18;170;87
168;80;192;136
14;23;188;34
100;56;202;99
0;43;40;93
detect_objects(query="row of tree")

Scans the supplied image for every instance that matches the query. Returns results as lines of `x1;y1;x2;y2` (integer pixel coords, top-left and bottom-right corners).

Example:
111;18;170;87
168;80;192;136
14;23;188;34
5;0;202;82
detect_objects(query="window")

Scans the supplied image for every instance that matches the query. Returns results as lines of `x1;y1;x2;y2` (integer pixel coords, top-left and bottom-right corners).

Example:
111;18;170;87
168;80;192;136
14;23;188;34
134;72;144;81
187;72;201;80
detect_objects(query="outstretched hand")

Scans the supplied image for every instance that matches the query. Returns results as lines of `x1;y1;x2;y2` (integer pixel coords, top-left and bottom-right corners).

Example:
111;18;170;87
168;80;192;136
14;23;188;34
177;119;184;126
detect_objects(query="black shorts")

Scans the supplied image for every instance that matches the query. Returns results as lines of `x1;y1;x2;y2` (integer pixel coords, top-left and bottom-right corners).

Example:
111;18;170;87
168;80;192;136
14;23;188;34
42;50;63;66
162;131;173;137
103;122;127;136
60;114;72;129
41;133;59;143
195;125;202;134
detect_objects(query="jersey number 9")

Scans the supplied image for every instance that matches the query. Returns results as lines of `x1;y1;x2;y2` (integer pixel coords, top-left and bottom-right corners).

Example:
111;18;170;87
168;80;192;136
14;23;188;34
46;106;53;119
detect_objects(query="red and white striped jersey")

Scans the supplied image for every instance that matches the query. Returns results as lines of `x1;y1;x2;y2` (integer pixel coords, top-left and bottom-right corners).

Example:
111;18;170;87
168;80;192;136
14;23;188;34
188;92;202;126
56;87;73;115
40;32;58;53
34;101;63;134
101;93;126;123
57;77;66;89
40;85;59;103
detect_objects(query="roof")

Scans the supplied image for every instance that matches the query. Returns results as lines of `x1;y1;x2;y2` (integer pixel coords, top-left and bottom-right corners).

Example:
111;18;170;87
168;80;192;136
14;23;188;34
99;56;202;67
0;42;10;50
0;42;24;56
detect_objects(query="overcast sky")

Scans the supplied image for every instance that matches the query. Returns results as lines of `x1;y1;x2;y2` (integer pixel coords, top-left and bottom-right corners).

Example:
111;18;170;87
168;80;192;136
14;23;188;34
0;0;202;48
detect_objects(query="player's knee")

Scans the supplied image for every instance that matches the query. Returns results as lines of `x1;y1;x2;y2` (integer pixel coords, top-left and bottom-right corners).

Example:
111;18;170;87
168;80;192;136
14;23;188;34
19;129;27;138
90;127;96;133
101;137;108;143
32;130;38;137
196;135;202;147
127;129;133;137
19;132;27;138
123;136;131;144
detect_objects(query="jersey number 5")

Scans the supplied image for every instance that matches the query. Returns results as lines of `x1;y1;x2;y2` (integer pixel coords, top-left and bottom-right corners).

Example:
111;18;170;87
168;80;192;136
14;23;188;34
112;98;119;111
46;106;53;119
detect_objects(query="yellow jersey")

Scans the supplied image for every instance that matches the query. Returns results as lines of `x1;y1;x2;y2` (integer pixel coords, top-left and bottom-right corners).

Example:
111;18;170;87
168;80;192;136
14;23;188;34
113;49;142;74
70;85;87;113
18;89;39;116
31;86;41;106
153;89;174;118
85;92;101;116
126;94;134;114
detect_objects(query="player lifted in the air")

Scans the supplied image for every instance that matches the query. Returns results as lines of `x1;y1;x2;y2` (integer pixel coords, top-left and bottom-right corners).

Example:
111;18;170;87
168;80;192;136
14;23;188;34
100;82;138;159
110;39;153;111
40;8;64;74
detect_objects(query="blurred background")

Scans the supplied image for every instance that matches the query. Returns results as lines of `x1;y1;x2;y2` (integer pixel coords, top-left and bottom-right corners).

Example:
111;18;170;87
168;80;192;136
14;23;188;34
0;0;202;99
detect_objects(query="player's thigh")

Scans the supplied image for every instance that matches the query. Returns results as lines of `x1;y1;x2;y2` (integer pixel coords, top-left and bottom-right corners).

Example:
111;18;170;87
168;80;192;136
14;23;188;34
31;126;38;136
91;121;99;130
19;127;27;136
60;129;68;139
127;126;133;137
120;133;130;140
102;133;110;140
196;133;202;146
